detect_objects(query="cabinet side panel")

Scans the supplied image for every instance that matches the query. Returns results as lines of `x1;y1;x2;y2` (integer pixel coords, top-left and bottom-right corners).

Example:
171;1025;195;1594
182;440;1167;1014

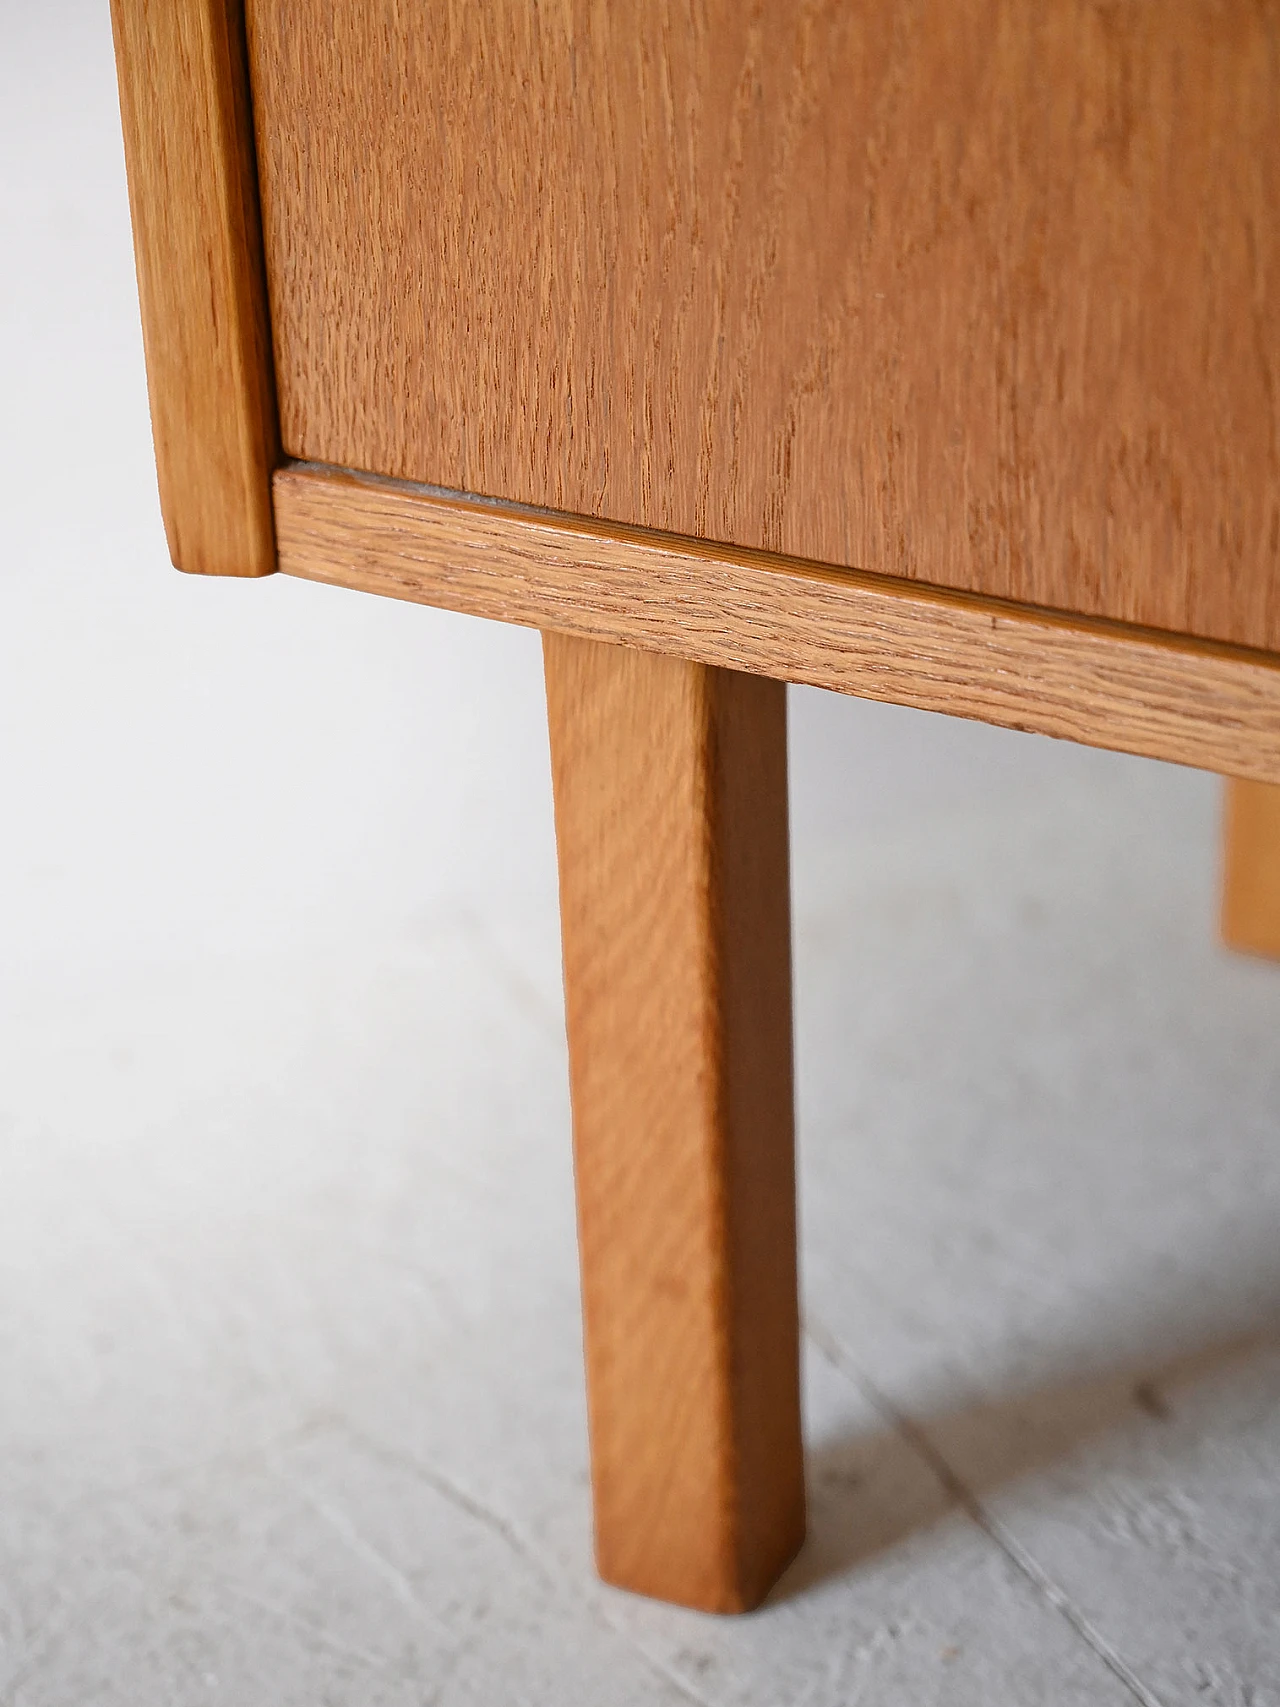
111;0;279;576
247;0;1279;647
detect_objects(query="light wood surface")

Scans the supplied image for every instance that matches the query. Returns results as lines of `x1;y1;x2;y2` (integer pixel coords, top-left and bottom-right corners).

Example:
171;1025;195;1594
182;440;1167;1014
110;0;278;577
544;633;803;1612
1222;781;1280;961
274;464;1280;787
248;0;1279;650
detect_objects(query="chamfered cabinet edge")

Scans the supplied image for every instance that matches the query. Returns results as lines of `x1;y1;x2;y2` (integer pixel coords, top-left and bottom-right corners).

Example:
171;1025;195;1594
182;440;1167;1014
110;0;279;577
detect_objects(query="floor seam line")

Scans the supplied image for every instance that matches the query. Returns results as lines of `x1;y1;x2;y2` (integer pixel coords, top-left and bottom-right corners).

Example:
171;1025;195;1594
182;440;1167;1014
804;1314;1169;1707
331;1418;714;1707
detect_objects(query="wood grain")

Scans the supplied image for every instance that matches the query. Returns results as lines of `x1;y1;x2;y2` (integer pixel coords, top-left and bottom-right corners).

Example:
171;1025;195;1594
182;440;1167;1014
274;464;1280;787
544;632;803;1612
1222;781;1280;960
111;0;278;576
248;0;1279;648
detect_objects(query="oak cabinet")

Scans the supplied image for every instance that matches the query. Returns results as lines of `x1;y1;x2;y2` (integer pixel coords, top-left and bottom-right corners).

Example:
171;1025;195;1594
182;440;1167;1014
112;0;1280;1615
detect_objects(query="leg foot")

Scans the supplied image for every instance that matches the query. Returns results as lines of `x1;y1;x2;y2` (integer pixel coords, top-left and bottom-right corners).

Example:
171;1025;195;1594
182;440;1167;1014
543;633;805;1613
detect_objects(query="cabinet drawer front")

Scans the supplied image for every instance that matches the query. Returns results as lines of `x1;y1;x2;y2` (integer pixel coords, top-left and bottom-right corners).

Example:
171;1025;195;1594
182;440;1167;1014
247;1;1280;652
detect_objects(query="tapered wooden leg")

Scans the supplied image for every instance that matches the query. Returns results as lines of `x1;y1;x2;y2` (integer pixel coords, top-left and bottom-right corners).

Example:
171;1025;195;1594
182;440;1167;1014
543;632;805;1614
1222;778;1280;960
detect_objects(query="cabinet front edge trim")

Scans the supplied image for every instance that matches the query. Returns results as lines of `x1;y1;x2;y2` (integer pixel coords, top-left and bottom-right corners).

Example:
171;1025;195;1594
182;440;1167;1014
273;461;1280;785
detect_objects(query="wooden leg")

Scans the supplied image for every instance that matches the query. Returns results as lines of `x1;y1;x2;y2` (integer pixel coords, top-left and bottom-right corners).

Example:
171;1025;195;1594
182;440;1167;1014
1222;778;1280;961
543;633;805;1613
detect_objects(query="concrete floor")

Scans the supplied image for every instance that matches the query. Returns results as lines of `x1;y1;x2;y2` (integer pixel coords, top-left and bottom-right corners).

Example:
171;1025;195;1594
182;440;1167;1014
3;7;1279;1703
